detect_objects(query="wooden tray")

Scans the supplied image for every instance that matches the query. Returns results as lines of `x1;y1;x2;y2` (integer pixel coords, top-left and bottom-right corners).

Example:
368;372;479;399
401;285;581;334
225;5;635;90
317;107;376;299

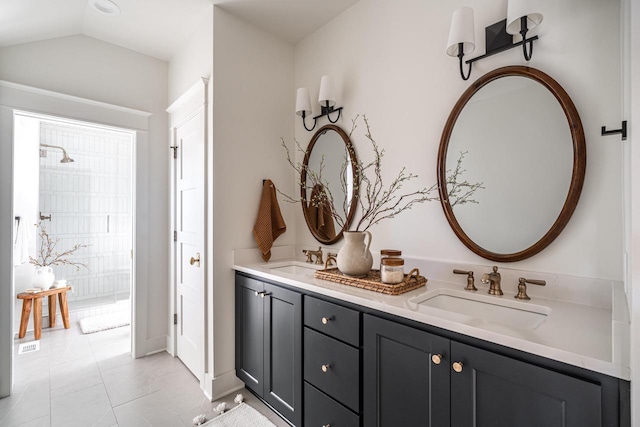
314;268;427;295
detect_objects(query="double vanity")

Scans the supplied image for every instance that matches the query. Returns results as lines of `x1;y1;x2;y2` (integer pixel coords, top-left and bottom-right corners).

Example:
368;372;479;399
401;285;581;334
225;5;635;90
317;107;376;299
234;64;630;426
234;251;630;427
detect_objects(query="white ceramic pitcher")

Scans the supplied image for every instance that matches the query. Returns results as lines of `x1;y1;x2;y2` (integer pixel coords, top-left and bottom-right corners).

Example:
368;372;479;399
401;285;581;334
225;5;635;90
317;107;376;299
337;231;373;277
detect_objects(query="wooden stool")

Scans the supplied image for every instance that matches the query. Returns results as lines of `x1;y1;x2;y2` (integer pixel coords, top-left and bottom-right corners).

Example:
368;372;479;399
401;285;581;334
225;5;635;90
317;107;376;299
17;286;71;340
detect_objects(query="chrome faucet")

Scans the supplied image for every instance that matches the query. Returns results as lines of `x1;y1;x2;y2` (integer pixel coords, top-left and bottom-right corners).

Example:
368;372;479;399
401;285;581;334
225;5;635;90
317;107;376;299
302;247;324;265
481;266;503;296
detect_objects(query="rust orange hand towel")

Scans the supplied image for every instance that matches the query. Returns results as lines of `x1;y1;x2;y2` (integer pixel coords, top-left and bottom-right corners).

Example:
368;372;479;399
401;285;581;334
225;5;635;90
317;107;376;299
253;179;287;261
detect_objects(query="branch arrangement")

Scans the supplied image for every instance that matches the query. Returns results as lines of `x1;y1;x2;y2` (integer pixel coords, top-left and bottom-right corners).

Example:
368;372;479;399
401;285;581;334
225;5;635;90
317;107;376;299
29;222;90;271
446;151;485;207
280;114;484;233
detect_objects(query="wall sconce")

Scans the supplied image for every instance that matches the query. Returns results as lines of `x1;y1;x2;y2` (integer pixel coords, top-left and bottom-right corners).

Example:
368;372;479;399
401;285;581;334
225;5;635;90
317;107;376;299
296;75;343;132
447;1;543;81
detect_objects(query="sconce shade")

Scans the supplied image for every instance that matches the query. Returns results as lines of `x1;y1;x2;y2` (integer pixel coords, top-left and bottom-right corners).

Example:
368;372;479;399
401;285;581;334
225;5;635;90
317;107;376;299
446;7;475;57
318;75;336;107
506;0;543;35
296;88;312;116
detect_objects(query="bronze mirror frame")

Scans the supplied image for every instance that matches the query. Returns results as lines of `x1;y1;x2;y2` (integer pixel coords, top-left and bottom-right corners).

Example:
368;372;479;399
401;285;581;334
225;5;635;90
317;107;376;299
437;66;586;262
301;124;359;245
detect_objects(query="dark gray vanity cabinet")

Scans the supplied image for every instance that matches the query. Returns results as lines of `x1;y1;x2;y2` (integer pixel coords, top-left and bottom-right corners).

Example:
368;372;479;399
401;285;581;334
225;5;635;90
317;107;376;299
364;314;620;427
235;272;628;427
363;314;450;426
303;296;361;426
235;275;302;426
450;341;602;427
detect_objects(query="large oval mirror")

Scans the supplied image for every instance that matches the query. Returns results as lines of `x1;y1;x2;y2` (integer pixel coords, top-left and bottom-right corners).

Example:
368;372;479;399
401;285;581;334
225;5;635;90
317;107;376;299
438;66;586;262
301;125;358;244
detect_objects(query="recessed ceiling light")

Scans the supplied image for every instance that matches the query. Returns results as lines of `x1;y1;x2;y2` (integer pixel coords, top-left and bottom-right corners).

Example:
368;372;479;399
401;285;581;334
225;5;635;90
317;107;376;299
92;0;121;16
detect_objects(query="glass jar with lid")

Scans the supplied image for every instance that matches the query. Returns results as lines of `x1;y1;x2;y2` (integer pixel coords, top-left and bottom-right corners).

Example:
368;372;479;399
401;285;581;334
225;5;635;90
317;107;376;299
380;249;401;271
380;257;405;284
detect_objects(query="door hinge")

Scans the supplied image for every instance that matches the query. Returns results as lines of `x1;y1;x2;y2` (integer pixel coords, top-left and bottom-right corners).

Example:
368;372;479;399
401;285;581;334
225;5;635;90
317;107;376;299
174;313;178;325
173;231;177;242
170;145;178;159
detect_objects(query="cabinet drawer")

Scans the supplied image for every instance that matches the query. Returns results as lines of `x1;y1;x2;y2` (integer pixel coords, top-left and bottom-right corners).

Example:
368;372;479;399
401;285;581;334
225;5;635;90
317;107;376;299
304;382;359;427
304;295;360;346
304;327;359;412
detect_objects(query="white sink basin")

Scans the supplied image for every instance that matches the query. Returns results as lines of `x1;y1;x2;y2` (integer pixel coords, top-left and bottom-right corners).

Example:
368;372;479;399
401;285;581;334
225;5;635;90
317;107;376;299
269;261;321;277
410;289;551;330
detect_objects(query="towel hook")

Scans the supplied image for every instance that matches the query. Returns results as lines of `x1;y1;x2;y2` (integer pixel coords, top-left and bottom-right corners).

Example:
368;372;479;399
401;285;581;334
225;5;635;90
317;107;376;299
601;121;627;141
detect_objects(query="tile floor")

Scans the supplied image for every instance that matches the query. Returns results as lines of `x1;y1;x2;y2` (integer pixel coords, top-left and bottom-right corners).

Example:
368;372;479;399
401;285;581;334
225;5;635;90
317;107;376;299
2;323;289;427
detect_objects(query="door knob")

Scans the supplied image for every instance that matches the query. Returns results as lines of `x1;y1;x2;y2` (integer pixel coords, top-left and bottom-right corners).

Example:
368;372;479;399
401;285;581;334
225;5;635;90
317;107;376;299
452;362;464;373
321;364;331;373
431;354;442;365
189;252;201;267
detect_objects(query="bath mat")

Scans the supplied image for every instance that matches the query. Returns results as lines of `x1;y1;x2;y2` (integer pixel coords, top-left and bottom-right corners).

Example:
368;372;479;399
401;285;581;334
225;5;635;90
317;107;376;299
79;311;130;334
202;403;276;427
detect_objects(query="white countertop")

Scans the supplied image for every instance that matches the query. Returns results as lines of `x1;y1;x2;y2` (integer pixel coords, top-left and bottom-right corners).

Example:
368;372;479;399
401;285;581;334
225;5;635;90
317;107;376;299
233;252;630;381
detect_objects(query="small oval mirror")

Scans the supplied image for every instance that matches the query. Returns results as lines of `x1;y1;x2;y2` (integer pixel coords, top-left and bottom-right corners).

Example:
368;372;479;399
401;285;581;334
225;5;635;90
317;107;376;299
301;125;358;244
438;66;586;262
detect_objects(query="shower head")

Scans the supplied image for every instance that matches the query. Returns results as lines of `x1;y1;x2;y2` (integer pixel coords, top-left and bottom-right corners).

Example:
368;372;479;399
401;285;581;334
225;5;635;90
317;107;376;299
60;153;74;163
40;143;74;164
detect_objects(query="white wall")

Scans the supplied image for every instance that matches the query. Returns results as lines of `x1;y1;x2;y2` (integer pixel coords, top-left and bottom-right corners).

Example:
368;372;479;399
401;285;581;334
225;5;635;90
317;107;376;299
167;7;295;399
210;7;295;398
12;114;40;329
168;8;213;106
625;0;639;420
0;34;170;363
294;0;622;281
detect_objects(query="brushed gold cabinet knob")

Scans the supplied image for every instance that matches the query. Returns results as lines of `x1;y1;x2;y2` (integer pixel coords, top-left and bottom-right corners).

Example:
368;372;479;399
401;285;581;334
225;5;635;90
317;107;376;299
321;364;331;373
321;316;334;325
431;354;442;365
189;252;201;267
452;362;464;373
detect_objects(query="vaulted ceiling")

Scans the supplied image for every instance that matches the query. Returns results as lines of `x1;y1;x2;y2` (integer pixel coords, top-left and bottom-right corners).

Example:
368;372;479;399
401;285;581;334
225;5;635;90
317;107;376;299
0;0;360;61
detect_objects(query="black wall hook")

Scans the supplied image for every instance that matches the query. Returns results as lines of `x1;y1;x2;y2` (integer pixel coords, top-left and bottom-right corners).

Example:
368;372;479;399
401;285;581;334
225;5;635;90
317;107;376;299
601;121;627;141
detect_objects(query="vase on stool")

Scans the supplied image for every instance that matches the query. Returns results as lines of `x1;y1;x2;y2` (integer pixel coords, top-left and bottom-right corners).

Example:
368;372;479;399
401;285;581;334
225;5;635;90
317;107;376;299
337;231;373;277
33;266;55;288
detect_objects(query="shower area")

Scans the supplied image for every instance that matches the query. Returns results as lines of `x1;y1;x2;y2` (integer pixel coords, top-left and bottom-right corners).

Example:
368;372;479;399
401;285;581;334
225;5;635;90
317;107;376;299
14;112;134;327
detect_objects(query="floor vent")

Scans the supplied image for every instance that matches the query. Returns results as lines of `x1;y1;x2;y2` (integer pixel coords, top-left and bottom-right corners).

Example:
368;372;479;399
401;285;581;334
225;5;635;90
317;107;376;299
18;341;39;355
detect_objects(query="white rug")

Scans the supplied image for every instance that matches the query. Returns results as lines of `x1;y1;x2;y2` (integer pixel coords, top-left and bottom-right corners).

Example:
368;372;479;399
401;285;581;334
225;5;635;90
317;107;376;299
79;311;130;334
202;403;276;427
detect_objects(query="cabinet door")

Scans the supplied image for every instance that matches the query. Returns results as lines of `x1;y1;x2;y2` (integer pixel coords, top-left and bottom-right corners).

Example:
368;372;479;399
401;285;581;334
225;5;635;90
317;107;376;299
235;275;265;395
363;314;450;427
451;341;603;427
264;283;302;427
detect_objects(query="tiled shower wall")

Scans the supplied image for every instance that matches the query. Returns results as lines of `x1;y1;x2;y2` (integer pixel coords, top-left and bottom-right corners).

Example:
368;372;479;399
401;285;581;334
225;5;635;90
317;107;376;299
38;121;133;305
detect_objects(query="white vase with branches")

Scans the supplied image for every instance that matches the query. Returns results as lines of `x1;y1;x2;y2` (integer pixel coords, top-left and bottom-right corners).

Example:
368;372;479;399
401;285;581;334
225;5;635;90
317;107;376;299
282;115;483;277
29;222;89;288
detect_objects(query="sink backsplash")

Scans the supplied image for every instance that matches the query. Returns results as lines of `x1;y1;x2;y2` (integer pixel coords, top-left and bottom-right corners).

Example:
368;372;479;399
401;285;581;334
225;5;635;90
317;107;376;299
233;245;623;312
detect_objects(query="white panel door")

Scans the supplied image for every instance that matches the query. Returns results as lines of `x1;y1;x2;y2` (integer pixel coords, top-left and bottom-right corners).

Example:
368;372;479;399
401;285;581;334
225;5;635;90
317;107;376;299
174;107;205;379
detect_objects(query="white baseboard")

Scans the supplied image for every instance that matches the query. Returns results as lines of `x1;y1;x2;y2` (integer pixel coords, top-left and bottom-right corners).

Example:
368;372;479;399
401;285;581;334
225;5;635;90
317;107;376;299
144;335;167;356
203;370;244;401
165;334;175;356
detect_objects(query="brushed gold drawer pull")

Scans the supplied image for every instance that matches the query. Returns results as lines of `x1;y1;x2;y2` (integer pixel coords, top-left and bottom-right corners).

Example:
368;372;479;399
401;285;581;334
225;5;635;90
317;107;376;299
321;364;331;373
452;362;464;373
431;354;442;365
321;316;334;325
189;252;201;267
